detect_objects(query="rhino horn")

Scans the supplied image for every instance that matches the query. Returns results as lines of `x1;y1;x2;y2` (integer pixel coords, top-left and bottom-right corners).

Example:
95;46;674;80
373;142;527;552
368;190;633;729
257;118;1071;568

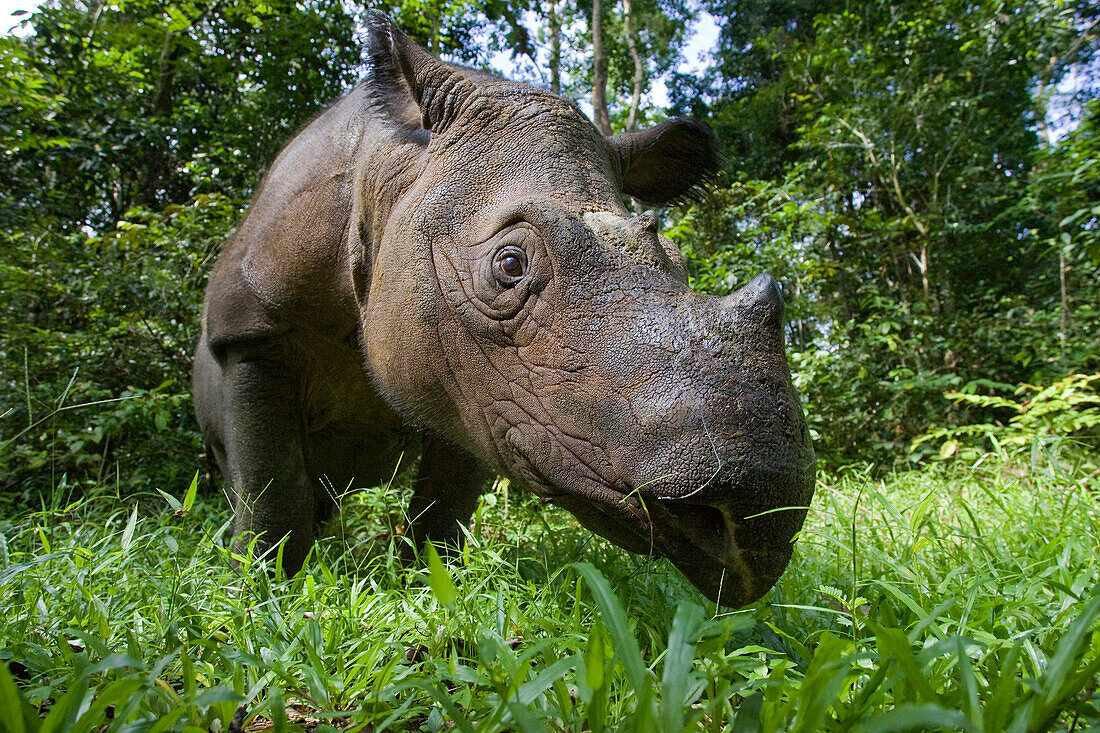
364;11;475;133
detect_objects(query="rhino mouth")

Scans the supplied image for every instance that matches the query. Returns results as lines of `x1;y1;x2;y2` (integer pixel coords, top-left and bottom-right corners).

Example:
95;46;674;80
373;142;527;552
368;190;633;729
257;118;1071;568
647;498;804;605
502;432;656;554
548;483;802;606
502;431;808;606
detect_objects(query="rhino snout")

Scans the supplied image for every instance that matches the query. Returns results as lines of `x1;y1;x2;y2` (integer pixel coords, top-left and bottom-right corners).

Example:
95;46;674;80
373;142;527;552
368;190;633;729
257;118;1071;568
652;462;813;606
603;273;813;605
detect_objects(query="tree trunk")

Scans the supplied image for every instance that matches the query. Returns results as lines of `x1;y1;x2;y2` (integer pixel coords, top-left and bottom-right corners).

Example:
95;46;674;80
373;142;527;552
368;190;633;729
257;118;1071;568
547;1;561;96
591;0;612;135
138;28;177;207
623;0;644;132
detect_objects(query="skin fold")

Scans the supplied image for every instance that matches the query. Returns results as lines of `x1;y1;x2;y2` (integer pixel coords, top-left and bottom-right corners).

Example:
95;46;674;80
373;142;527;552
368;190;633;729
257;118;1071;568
193;12;815;607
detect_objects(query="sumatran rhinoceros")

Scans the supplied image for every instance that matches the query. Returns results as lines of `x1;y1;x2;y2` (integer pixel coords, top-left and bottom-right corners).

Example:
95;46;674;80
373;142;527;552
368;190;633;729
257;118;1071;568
192;12;815;606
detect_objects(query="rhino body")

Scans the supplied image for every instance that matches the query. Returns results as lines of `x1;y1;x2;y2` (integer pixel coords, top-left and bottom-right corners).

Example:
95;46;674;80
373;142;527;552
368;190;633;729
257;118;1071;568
193;14;815;606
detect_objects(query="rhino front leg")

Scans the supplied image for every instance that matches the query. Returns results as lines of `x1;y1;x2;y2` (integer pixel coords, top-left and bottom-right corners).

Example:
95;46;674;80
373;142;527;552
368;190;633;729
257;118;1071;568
404;437;492;558
217;352;317;575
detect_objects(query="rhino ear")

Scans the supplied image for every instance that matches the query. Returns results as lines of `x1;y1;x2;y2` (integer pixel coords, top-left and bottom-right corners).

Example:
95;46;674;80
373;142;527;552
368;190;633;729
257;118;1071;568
363;11;474;133
609;118;720;203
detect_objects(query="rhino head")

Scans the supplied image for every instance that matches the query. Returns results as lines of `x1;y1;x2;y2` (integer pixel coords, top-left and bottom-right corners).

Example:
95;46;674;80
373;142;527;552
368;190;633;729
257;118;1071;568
359;16;816;606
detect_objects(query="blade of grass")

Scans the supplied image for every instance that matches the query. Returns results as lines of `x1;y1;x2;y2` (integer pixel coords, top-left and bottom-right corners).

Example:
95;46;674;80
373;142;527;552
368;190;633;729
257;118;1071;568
0;663;36;733
659;600;704;732
574;563;648;694
861;703;973;733
425;544;457;609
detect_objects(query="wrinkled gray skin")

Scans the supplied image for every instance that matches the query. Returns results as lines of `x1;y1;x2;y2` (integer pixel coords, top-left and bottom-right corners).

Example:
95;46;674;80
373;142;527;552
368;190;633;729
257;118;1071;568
193;13;815;606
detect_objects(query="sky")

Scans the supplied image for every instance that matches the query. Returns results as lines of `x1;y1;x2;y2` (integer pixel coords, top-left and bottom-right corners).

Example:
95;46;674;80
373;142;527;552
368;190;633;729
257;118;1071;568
2;0;34;34
654;13;720;107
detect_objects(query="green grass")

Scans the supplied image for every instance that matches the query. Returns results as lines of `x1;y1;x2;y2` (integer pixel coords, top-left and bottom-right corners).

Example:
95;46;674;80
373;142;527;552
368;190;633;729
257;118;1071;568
1;457;1099;731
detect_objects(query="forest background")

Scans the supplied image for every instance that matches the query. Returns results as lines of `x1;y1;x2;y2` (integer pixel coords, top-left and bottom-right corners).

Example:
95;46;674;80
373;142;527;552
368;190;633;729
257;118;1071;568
2;0;1100;729
0;0;1098;498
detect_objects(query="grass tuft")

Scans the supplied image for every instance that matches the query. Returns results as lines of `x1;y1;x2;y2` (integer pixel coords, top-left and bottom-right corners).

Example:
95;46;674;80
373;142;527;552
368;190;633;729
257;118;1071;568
1;457;1098;730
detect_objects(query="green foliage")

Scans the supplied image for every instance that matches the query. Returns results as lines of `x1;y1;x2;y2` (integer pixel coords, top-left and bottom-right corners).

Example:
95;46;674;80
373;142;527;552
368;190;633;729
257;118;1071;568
0;0;362;230
1;195;242;498
674;0;1100;467
595;0;693;130
914;373;1100;474
1;454;1099;730
383;0;531;62
1029;97;1100;268
0;0;366;499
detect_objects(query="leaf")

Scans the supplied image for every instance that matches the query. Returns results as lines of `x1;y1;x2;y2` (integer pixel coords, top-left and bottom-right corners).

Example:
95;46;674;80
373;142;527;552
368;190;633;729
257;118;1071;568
409;681;475;733
192;686;243;708
505;700;550;732
792;632;853;733
0;662;37;733
908;487;938;534
70;678;146;733
183;470;199;512
867;622;939;703
86;653;143;675
120;503;139;552
584;620;606;692
38;675;89;733
952;638;982;730
155;488;182;512
732;691;763;733
515;656;574;706
870;580;948;640
424;543;457;608
861;703;972;732
1025;590;1100;730
659;601;704;732
575;563;649;694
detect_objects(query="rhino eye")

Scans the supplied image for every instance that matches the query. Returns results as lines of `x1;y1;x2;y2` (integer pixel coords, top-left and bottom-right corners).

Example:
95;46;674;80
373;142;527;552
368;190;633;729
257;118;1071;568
494;247;527;285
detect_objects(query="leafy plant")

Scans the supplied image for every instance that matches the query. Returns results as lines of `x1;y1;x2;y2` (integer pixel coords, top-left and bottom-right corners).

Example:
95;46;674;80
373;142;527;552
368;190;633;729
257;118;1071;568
0;194;244;499
914;373;1100;472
